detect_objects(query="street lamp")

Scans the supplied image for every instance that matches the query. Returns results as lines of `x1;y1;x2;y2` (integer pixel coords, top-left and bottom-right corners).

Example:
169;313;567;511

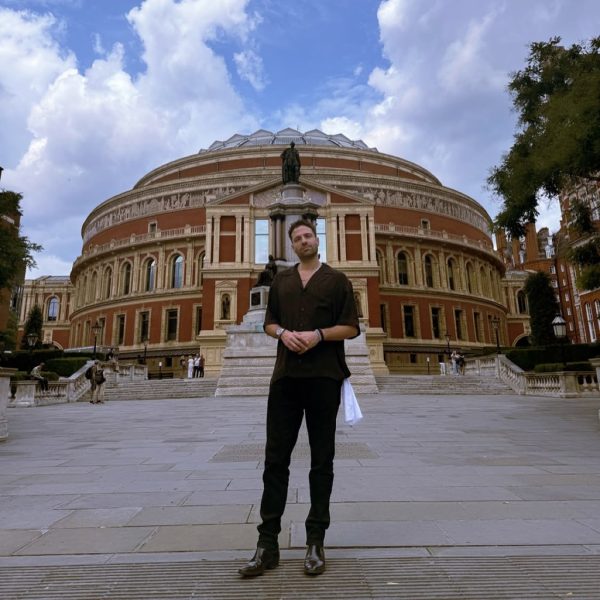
26;333;38;355
491;317;501;354
91;321;102;359
552;315;567;369
142;336;148;365
445;333;450;357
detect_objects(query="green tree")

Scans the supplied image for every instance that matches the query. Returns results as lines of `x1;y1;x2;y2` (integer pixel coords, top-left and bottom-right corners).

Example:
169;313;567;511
21;304;43;350
0;190;42;289
563;199;600;291
488;36;600;237
523;271;560;346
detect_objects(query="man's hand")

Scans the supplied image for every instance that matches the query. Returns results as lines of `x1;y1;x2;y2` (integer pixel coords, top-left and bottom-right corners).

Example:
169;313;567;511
281;330;321;354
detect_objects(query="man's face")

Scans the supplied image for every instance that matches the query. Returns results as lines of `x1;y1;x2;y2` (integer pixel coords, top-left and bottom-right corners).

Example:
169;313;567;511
290;224;319;260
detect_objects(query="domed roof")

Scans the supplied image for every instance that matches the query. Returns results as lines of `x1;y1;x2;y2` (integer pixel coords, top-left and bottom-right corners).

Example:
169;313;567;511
200;128;377;154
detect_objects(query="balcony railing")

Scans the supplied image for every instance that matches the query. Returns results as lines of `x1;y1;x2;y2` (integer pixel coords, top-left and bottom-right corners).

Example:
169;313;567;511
73;225;206;268
374;224;496;256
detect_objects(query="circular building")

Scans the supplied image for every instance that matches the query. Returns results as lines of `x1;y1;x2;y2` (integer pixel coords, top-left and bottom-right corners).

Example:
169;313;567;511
69;128;507;376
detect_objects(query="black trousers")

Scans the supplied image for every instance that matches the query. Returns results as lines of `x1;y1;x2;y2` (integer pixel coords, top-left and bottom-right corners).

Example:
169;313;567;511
257;377;342;550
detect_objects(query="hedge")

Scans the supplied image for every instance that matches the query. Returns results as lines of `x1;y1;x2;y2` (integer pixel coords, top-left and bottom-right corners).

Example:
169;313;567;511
506;344;600;371
45;358;89;377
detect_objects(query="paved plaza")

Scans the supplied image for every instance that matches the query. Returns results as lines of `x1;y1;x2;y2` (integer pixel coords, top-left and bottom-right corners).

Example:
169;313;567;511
1;389;600;598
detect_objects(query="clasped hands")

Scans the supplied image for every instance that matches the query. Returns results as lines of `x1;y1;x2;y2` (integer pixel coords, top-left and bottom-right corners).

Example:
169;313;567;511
281;329;321;354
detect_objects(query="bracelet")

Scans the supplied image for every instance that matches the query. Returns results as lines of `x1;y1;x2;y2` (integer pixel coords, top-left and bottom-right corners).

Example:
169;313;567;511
317;328;324;342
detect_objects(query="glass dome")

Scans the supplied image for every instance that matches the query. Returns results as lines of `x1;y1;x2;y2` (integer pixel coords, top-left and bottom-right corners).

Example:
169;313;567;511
200;128;377;154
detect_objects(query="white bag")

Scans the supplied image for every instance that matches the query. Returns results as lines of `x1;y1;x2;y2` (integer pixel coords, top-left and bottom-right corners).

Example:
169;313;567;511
341;378;363;426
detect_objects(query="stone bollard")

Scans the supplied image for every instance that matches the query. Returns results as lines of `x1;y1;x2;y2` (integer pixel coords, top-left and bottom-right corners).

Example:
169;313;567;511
14;380;39;407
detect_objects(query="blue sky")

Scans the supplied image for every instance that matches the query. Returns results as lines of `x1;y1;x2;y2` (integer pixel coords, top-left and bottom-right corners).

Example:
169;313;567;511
1;0;599;276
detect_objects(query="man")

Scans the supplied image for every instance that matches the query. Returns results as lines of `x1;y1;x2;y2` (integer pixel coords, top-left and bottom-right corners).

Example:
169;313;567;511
239;218;359;578
30;362;49;392
88;360;105;404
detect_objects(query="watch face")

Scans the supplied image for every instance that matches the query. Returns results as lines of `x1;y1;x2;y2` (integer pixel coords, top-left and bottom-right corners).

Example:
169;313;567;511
276;327;284;337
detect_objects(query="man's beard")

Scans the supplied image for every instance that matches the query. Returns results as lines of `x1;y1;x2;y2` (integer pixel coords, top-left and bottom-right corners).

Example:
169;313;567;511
297;245;318;259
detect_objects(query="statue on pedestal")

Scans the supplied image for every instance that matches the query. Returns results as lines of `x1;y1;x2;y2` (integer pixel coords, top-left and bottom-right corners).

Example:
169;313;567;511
280;142;301;184
255;255;278;287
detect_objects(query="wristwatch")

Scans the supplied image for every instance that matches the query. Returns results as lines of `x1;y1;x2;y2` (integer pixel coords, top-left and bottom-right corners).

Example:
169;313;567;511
275;327;285;339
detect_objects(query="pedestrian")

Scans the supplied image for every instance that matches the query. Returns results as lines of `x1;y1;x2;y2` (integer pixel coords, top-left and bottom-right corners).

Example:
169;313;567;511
89;360;105;404
30;362;49;391
457;352;465;375
451;350;458;375
193;354;200;378
187;356;194;379
199;353;205;378
238;218;359;578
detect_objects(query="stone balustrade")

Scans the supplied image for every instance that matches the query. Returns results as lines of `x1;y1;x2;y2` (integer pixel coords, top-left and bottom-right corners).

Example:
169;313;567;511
467;354;599;398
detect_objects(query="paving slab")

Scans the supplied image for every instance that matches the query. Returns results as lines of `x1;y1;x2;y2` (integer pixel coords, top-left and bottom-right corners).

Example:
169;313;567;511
0;391;599;578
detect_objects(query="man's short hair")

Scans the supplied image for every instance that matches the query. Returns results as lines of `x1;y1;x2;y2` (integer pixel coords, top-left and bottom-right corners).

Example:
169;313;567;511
288;218;317;240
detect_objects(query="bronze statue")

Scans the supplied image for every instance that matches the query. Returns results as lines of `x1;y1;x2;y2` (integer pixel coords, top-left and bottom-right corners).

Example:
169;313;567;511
280;142;301;184
255;255;278;287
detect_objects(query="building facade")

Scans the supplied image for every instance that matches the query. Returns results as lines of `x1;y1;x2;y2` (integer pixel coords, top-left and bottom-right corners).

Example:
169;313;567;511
19;129;525;373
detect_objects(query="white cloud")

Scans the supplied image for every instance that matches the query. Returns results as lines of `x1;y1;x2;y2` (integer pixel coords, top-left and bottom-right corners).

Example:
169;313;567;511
377;0;414;34
0;8;76;163
438;11;506;94
2;0;261;273
234;49;267;91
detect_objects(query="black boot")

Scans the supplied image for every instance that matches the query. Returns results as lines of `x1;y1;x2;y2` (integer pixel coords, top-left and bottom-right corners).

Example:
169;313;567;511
304;544;325;575
238;547;280;577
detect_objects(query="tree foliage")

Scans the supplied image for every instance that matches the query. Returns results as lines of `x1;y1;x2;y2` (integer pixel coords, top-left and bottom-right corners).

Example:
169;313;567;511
564;198;600;291
523;271;560;346
489;37;600;237
0;190;42;290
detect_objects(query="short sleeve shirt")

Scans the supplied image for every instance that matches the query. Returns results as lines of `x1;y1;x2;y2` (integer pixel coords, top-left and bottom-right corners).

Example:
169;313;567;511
264;263;360;382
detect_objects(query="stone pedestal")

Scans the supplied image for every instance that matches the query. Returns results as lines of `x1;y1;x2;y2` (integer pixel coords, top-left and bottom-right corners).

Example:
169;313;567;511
215;287;379;396
14;380;38;407
0;369;15;441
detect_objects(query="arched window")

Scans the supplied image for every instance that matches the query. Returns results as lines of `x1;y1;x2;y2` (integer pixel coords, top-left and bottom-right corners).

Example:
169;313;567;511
424;255;434;288
466;263;475;294
121;262;131;296
397;252;409;285
517;290;528;314
89;272;98;302
480;267;490;297
197;251;205;286
145;259;156;292
447;258;456;290
171;255;184;288
585;303;596;342
103;267;112;299
376;249;386;284
47;297;59;321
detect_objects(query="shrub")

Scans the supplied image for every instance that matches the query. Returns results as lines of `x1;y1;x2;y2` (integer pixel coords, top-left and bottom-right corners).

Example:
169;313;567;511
45;358;88;377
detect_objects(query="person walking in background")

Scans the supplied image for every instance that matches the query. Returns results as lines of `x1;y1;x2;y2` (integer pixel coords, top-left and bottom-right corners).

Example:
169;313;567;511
451;350;458;375
199;353;205;378
30;362;49;392
89;360;105;404
187;356;194;379
238;218;359;578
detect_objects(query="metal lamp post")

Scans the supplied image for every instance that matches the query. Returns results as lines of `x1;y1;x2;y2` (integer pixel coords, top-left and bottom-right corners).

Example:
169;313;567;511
491;317;501;354
91;321;102;359
445;333;450;357
26;333;38;355
552;315;567;369
143;337;148;365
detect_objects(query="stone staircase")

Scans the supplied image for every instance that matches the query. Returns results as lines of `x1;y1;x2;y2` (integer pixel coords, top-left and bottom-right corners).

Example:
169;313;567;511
103;378;217;401
375;374;515;395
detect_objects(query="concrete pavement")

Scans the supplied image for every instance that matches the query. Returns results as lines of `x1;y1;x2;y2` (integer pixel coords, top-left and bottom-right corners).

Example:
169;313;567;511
2;390;600;598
